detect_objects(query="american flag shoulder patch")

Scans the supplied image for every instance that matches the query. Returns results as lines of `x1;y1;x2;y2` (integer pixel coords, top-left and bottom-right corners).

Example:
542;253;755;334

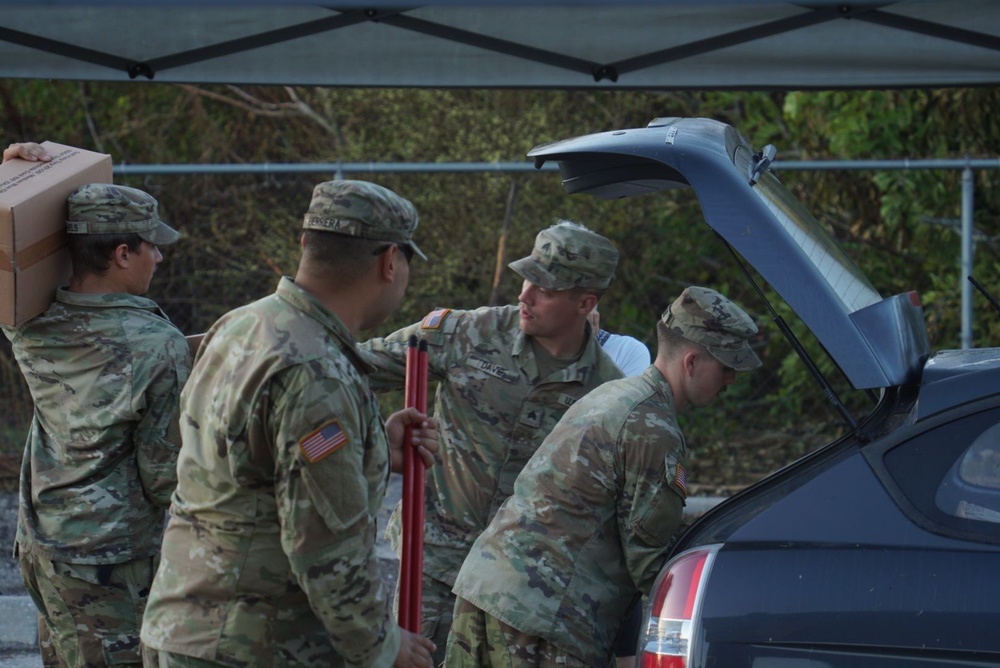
421;308;451;330
298;419;349;463
674;462;688;498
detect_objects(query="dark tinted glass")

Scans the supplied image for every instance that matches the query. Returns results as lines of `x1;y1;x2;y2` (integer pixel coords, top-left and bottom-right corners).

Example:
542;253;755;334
884;407;1000;541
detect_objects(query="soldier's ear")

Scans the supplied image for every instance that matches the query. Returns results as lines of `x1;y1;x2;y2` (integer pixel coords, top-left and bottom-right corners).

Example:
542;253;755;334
111;243;131;268
375;243;400;283
683;349;699;377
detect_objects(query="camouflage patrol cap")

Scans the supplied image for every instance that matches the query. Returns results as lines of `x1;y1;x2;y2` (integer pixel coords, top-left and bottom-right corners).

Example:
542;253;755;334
508;221;619;290
662;286;762;371
65;184;180;245
302;180;426;260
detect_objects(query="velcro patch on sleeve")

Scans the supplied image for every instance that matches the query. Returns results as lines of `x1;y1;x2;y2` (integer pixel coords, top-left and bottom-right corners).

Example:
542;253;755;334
298;419;349;463
673;462;688;499
421;308;452;330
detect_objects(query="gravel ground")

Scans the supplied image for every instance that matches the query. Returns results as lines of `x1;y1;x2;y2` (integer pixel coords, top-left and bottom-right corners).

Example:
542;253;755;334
0;492;23;596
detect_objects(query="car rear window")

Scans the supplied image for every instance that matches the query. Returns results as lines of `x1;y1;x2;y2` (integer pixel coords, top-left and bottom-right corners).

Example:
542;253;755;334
882;406;1000;541
937;422;1000;525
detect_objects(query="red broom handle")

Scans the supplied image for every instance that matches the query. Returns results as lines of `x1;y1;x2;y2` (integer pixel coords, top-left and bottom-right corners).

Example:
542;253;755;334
399;335;419;630
409;339;429;633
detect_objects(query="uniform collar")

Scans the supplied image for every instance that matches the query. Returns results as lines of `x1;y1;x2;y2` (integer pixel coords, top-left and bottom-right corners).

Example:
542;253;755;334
55;286;168;319
641;364;677;411
275;277;375;373
518;326;606;385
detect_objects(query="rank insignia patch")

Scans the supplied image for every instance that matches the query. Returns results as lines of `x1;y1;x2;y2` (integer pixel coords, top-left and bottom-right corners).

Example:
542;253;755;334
299;419;349;463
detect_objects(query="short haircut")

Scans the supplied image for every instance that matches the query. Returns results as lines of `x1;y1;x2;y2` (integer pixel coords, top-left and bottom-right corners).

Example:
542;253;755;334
67;233;143;276
301;230;388;284
566;285;606;301
655;319;704;362
587;287;607;300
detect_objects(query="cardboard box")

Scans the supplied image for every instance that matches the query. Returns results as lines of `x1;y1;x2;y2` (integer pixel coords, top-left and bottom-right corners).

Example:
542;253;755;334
0;142;112;326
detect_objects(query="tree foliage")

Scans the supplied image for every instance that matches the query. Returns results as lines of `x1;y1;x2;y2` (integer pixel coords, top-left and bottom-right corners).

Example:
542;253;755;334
2;81;997;490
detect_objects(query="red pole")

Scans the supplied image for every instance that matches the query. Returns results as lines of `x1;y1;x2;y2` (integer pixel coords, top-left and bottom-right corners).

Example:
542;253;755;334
409;339;429;633
399;335;419;630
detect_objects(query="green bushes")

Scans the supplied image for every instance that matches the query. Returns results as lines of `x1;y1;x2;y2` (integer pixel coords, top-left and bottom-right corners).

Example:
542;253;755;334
2;83;997;488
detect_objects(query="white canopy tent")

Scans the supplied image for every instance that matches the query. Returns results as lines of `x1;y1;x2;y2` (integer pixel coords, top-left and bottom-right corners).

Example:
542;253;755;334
0;0;998;88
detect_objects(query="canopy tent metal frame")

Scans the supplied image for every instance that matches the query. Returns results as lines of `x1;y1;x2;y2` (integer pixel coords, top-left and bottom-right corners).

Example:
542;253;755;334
2;3;997;84
0;1;999;88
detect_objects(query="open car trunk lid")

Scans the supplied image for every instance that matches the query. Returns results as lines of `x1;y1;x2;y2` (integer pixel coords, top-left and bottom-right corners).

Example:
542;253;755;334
528;117;930;390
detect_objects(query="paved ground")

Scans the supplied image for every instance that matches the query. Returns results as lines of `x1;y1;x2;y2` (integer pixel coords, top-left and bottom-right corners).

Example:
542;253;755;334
0;479;721;665
0;491;41;667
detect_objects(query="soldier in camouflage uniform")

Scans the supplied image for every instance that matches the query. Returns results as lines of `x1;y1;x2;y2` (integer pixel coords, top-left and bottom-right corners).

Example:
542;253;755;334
0;177;191;667
361;220;625;663
140;180;439;668
447;286;763;667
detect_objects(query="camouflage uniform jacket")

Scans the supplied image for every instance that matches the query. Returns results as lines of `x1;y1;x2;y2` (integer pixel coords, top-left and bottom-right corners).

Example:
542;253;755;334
452;365;688;666
361;305;623;584
1;287;190;564
141;277;400;668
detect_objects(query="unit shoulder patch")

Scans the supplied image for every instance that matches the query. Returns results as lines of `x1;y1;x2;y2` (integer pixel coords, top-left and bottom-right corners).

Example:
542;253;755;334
421;308;452;330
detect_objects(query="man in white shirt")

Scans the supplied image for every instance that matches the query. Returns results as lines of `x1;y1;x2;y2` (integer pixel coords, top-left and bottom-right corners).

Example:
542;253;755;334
588;306;651;376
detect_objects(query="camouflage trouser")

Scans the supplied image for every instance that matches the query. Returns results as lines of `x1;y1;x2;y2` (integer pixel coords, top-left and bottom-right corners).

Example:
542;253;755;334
444;597;591;668
19;550;156;667
151;650;228;668
394;571;454;666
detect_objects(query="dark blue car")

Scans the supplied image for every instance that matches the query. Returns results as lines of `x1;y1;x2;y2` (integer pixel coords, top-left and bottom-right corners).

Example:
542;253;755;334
529;117;1000;668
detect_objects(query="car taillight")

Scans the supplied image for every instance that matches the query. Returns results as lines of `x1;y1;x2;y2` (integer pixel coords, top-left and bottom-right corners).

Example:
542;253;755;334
639;545;719;668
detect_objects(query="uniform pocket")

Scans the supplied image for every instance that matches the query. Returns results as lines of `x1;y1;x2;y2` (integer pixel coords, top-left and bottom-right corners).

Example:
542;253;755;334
632;457;686;547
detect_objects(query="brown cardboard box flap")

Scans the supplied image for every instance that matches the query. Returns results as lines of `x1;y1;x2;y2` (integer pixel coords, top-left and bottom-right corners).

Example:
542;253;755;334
0;142;113;325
